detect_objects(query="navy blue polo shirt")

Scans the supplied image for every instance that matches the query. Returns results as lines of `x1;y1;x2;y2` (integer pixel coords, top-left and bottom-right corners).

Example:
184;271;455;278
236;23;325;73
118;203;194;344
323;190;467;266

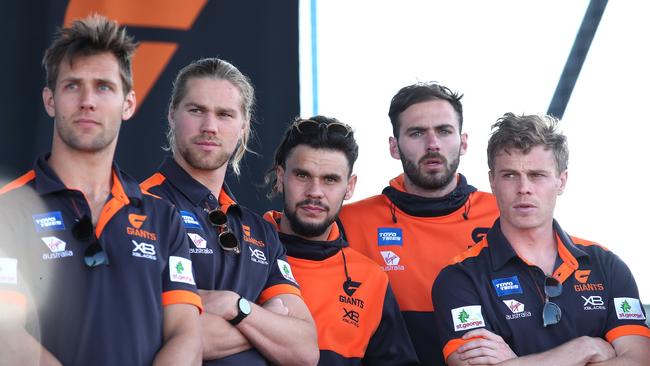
142;157;302;366
0;155;202;366
432;219;650;361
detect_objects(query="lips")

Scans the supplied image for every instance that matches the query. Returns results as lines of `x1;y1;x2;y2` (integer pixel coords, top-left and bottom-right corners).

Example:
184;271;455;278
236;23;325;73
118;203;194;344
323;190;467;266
193;137;222;151
74;118;100;127
297;200;328;217
419;152;446;167
513;202;537;214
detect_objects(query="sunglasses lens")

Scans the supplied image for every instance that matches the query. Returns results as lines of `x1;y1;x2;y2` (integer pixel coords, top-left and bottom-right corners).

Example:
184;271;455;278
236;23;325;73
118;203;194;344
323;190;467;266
84;241;108;268
72;216;94;241
208;209;228;226
295;120;320;135
544;276;562;298
219;231;239;251
543;301;562;327
328;123;351;137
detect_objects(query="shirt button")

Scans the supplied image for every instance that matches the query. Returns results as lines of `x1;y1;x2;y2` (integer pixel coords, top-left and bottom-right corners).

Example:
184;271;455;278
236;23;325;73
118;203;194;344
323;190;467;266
208;194;215;201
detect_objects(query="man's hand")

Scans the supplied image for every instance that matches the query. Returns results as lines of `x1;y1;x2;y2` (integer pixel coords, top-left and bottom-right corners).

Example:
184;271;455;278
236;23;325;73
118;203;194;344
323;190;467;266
576;336;615;364
198;289;239;319
455;328;517;365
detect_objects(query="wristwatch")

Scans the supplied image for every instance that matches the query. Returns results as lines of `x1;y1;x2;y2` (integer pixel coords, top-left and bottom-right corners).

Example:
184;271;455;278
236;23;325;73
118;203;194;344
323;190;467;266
229;296;252;326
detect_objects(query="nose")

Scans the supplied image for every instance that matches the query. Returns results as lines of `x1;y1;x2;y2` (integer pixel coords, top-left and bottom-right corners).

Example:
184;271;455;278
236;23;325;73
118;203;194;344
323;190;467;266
79;86;96;111
200;113;219;135
305;179;325;199
517;176;532;195
425;132;440;152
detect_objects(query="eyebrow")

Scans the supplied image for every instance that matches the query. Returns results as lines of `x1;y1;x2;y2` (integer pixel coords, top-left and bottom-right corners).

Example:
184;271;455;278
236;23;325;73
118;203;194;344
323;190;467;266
405;123;455;132
59;77;118;86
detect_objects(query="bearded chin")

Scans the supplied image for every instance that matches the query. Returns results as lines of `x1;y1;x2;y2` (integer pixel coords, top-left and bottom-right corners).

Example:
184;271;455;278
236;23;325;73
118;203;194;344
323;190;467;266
400;151;460;190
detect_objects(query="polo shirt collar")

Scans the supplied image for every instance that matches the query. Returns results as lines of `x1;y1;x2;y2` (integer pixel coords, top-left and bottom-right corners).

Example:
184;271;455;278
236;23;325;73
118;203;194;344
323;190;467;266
33;153;141;206
158;156;239;211
488;218;589;273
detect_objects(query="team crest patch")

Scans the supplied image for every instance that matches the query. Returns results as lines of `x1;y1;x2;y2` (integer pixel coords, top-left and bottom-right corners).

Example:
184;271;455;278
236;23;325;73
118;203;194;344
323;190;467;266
180;211;203;230
492;276;523;297
452;305;485;331
32;211;65;232
277;259;297;284
614;297;646;320
377;228;403;246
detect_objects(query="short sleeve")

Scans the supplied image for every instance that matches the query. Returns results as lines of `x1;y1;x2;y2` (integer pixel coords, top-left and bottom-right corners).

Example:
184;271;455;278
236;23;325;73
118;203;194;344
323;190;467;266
431;265;492;362
257;227;301;304
161;208;202;312
603;252;650;342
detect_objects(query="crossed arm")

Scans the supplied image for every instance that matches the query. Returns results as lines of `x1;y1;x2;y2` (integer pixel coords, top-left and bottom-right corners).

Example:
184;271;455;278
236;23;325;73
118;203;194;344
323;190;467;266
153;303;202;366
447;328;650;366
199;289;319;366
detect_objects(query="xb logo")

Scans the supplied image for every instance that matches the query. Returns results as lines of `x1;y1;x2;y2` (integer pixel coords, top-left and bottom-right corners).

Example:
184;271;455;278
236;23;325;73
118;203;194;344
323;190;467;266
582;296;604;306
132;240;157;260
343;308;360;322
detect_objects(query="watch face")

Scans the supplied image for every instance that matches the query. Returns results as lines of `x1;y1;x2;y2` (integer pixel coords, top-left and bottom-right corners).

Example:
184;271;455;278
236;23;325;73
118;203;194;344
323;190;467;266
239;298;252;315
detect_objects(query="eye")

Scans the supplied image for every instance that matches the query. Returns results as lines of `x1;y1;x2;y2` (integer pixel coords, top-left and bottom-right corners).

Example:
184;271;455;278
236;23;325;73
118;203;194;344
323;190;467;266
438;128;453;135
409;130;424;137
219;112;234;118
97;84;112;92
325;176;339;184
64;82;78;91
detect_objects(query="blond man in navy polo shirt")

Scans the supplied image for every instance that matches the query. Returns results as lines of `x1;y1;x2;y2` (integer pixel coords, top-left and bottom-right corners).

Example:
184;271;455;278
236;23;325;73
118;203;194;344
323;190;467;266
142;58;318;366
432;113;650;365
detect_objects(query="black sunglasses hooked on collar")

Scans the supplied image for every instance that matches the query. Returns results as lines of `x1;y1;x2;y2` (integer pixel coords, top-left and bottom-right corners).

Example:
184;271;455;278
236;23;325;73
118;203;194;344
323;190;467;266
292;119;353;137
206;208;240;254
72;215;109;268
542;276;562;327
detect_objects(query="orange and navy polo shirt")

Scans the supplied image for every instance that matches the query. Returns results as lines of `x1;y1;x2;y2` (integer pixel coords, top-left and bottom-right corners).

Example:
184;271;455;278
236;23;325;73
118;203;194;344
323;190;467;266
339;173;498;365
432;219;650;361
142;157;302;366
0;155;202;366
264;211;419;365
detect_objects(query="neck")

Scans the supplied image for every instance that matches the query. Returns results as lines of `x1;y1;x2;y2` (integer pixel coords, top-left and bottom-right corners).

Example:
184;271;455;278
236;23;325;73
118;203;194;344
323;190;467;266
500;220;557;275
278;214;332;242
402;174;458;198
48;140;115;224
49;142;114;199
174;155;228;197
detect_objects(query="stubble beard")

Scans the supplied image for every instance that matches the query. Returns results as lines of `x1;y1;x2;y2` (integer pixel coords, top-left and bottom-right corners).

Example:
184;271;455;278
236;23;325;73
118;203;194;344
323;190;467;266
55;118;117;153
177;135;232;171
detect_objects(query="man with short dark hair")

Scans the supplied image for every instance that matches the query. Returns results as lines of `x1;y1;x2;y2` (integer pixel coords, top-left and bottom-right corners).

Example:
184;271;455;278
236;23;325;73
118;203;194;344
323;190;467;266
0;15;202;365
339;82;499;365
141;57;319;366
263;115;419;365
432;113;650;365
